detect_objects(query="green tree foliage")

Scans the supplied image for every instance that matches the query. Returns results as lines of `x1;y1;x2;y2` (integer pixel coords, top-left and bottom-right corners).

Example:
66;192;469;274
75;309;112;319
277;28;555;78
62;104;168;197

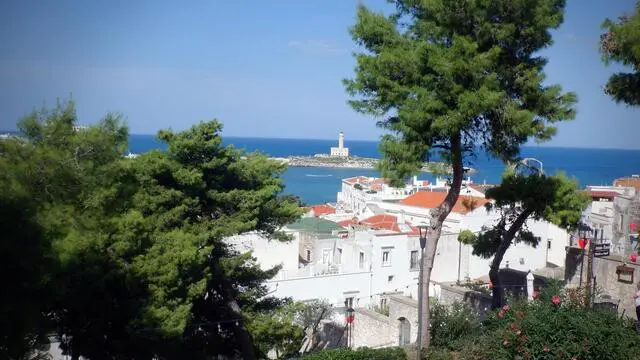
464;169;590;308
1;100;303;359
248;301;305;359
0;101;128;359
344;0;576;345
81;121;302;359
600;1;640;106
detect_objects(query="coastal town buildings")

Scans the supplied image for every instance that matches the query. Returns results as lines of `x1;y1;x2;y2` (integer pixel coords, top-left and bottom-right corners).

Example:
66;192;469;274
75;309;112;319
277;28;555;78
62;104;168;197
563;175;640;319
229;175;571;310
330;131;350;157
336;175;484;215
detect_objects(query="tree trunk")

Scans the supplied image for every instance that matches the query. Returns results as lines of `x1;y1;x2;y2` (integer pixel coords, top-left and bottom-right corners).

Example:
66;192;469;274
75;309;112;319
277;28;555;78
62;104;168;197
421;134;464;348
211;259;257;360
490;209;534;309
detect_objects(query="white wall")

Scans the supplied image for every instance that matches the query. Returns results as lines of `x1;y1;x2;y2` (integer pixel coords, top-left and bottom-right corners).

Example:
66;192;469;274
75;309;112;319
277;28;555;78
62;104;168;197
227;232;300;275
461;208;570;280
431;233;470;283
368;234;420;300
269;271;373;307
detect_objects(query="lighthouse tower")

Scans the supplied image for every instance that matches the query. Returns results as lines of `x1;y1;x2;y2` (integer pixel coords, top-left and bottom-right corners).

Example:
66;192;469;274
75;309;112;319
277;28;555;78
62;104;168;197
330;131;350;157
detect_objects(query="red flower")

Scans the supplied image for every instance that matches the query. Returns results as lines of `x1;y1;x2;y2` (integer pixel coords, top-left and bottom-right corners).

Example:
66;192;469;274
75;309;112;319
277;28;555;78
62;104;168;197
502;304;510;311
532;291;540;299
543;346;550;352
551;295;561;305
498;310;505;318
503;339;510;346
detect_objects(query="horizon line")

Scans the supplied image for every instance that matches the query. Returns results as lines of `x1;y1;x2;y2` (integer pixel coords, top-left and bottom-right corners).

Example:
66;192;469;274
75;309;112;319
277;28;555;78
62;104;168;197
130;133;640;151
3;129;640;151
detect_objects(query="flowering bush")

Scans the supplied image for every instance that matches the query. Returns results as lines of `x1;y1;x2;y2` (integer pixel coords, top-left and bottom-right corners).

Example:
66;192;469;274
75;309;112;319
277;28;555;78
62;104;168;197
430;301;482;350
458;286;640;360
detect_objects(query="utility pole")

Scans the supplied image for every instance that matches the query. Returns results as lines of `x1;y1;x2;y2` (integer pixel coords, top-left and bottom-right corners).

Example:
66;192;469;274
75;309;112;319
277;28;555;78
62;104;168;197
416;225;428;360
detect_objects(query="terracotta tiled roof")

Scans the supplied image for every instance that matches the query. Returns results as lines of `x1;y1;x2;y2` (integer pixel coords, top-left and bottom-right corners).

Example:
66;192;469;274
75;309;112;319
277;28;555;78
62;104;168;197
399;191;490;214
337;218;358;227
344;176;369;184
614;177;640;190
343;176;390;187
358;214;418;234
310;204;336;217
587;190;619;199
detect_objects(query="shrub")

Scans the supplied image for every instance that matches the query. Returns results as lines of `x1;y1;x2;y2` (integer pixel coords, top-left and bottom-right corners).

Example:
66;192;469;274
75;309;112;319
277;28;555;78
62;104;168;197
430;301;482;350
460;286;640;360
300;347;407;360
423;347;455;360
372;302;390;316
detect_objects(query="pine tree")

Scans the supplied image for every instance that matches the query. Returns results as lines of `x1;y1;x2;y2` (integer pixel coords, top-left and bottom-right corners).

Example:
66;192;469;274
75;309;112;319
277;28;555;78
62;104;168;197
344;0;576;347
601;1;640;106
464;168;590;308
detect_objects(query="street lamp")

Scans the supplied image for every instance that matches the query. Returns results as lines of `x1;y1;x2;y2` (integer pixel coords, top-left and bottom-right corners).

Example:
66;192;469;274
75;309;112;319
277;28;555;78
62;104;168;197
416;222;429;360
577;222;592;288
344;301;355;348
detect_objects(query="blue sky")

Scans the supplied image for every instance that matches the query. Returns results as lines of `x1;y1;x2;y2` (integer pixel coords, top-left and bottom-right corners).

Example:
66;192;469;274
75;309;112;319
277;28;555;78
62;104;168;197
0;0;638;149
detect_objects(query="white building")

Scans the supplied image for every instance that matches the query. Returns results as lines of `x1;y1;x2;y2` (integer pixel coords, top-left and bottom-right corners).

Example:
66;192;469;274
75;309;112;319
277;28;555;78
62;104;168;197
230;196;568;310
330;131;349;157
336;175;485;215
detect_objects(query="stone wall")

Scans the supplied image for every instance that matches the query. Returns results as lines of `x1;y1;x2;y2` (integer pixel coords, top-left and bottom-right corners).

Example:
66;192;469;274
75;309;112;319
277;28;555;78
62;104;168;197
351;308;395;349
438;283;492;319
566;251;640;318
349;295;420;349
387;296;419;343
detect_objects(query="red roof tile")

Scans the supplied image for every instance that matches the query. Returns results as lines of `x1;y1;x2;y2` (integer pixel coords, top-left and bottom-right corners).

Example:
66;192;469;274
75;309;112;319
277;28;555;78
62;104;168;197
614;177;640;190
310;204;336;217
399;192;490;214
344;176;369;184
587;190;619;199
359;214;419;234
337;218;357;227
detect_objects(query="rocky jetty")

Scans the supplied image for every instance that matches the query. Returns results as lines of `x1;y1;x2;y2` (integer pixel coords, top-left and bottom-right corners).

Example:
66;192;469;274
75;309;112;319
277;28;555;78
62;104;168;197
269;155;477;175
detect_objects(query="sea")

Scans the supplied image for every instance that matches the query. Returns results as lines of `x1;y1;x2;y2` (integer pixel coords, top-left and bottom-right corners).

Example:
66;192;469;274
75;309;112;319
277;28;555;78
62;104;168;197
128;134;640;206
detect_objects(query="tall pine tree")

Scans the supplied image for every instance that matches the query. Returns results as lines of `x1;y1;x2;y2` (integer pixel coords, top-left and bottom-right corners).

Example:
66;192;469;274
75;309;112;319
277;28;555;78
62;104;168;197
344;0;576;347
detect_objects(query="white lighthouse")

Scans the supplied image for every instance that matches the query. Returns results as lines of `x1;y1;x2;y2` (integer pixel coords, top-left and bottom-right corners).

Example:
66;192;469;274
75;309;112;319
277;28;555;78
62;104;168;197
330;131;350;157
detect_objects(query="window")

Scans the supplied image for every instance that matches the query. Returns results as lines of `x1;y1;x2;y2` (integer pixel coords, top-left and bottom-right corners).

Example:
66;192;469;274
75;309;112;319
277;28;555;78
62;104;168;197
336;248;342;264
382;251;391;266
322;249;331;264
359;252;365;268
388;275;394;282
547;240;552;250
306;250;311;262
410;250;419;271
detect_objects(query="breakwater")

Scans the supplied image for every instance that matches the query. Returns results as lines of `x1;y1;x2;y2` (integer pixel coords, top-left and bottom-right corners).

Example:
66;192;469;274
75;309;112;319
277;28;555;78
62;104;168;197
269;155;477;175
